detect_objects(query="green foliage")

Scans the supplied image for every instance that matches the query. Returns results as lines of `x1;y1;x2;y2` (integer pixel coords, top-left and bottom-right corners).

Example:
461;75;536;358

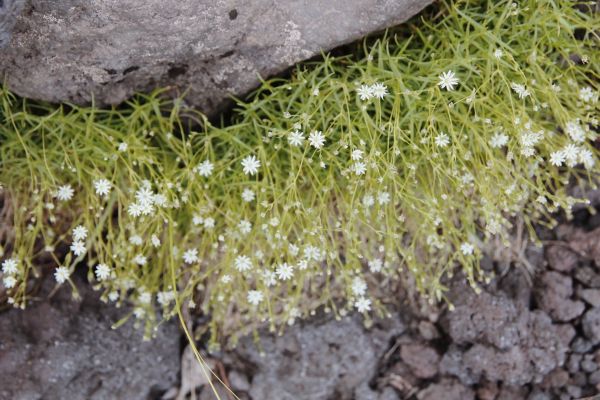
0;0;598;345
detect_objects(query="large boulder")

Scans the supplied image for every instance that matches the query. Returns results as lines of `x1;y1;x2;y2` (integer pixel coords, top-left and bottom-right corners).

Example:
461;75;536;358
0;0;25;47
0;0;432;116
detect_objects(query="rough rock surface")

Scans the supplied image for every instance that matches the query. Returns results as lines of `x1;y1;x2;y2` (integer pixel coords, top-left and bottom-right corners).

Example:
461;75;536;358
0;273;180;400
0;0;432;116
229;315;405;400
0;0;24;48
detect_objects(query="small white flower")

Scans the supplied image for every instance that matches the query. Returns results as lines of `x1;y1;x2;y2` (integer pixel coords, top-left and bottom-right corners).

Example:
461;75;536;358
354;162;367;176
438;70;459;91
511;82;530;99
460;242;475;256
579;87;597;103
435;133;450;148
242;188;255;202
362;194;375;208
127;203;143;217
151;234;161;247
118;142;128;152
55;184;74;201
203;217;215;229
377;192;390;205
129;234;142;246
95;263;111;281
288;130;305;147
93;179;112;197
234;255;253;272
70;241;86;256
579;148;595;169
370;82;388;99
490;133;509;148
72;225;88;241
368;258;383;273
565;120;586;143
563;143;580;167
549;151;565;167
355;297;372;313
238;219;252;235
308;130;326;149
2;258;18;275
108;291;119;302
247;290;264;306
493;48;503;59
241;155;261;175
133;254;147;266
54;266;70;284
3;275;17;288
221;274;232;284
357;85;374;100
351;149;364;161
351;277;367;296
183;248;199;264
276;263;294;280
312;88;320;96
303;245;322;261
196;160;214;177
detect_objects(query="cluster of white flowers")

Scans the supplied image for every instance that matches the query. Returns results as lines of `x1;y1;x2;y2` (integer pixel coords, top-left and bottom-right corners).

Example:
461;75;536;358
2;258;19;289
550;143;594;169
70;224;88;257
357;82;388;100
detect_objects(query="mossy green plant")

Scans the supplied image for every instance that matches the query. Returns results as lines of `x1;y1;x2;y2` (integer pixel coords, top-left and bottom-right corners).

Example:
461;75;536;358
0;0;598;347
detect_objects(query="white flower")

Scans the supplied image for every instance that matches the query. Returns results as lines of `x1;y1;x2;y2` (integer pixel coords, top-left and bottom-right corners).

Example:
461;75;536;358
108;291;119;302
362;194;375;208
368;258;383;273
303;245;322;261
371;82;388;99
55;184;74;201
520;147;535;158
221;274;232;284
135;187;155;207
308;130;326;149
70;241;86;256
118;142;128;152
493;48;503;59
95;263;111;281
565;120;586;143
490;133;509;148
93;179;112;197
133;254;147;266
129;234;143;245
242;188;255;202
276;263;294;280
157;291;176;306
511;82;530;99
435;133;450;148
54;266;70;284
3;275;17;288
378;192;390;205
263;270;277;286
351;149;364;161
151;234;161;247
355;297;372;313
288;130;305;146
238;219;252;234
563;143;580;167
72;225;88;241
183;248;199;264
549;151;565;167
579;87;597;103
357;85;374;100
460;242;475;255
241;155;261;175
438;70;459;91
351;277;367;296
196;160;214;177
234;255;252;272
247;290;264;306
127;203;143;217
203;217;215;229
354;162;367;176
579;148;595;169
2;258;18;275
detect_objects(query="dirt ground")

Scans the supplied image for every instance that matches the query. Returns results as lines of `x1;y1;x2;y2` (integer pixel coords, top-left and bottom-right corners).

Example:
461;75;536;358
4;201;600;399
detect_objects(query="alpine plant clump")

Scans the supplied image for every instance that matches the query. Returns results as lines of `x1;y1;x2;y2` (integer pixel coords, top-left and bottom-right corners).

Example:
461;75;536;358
0;0;598;345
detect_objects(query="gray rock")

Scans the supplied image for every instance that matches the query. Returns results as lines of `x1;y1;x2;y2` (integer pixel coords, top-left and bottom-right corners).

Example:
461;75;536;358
0;275;180;400
416;379;474;400
0;0;24;48
578;288;600;307
400;342;440;379
534;271;585;322
583;308;600;344
234;314;404;400
545;245;578;272
0;0;432;116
